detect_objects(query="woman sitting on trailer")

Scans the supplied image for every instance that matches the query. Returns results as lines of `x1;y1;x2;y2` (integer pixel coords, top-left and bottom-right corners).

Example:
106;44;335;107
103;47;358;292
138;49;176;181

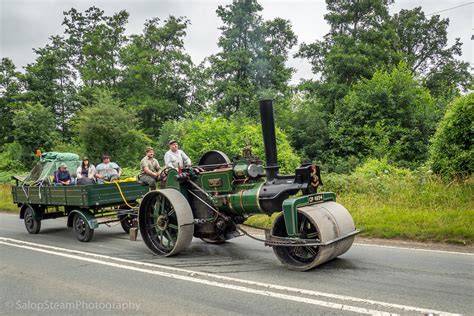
53;163;71;186
76;156;96;185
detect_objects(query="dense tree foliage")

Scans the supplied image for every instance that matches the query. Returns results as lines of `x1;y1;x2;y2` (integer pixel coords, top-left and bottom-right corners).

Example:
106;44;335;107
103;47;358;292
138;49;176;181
208;0;297;117
73;90;152;166
22;37;78;139
429;94;473;179
0;1;471;181
12;103;59;164
291;0;471;172
297;0;400;111
158;115;300;174
331;63;436;168
119;16;197;137
0;58;22;144
393;7;471;110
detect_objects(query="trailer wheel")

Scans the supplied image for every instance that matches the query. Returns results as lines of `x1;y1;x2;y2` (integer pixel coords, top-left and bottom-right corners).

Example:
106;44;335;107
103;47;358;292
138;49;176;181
24;205;41;234
73;213;94;242
119;215;135;234
139;189;194;256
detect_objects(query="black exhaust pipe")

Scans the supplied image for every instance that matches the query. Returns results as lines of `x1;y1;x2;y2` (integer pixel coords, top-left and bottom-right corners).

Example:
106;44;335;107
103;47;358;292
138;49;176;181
259;99;279;181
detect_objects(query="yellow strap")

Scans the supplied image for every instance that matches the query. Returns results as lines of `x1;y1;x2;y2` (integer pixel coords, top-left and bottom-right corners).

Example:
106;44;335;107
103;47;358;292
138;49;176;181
113;181;135;209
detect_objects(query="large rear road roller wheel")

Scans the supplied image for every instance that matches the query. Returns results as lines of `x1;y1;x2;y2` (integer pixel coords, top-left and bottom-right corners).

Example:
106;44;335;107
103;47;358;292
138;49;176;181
139;189;194;256
271;201;356;271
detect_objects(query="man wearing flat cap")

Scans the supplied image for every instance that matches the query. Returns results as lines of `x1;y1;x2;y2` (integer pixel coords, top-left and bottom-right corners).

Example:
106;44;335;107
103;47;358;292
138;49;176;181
95;154;122;183
164;140;191;170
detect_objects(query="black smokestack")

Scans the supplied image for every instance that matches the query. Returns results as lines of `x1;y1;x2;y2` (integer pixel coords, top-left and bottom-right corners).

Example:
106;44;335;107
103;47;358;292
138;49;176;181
259;99;279;181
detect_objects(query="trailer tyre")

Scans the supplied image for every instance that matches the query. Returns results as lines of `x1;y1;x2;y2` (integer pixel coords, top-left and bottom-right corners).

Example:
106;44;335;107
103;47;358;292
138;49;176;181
24;206;41;234
119;215;135;234
73;213;94;242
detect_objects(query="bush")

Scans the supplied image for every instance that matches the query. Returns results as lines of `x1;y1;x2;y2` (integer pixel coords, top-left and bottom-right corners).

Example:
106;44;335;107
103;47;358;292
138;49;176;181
12;102;59;165
331;63;436;169
429;93;473;180
73;90;152;168
158;114;300;173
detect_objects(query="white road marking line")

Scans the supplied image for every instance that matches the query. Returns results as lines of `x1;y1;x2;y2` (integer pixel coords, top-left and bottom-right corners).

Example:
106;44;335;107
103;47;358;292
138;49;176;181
0;237;460;316
0;240;392;316
1;212;472;255
353;243;474;256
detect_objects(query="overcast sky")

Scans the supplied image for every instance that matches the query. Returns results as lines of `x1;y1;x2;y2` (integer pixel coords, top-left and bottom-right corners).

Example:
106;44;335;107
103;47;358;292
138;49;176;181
0;0;472;83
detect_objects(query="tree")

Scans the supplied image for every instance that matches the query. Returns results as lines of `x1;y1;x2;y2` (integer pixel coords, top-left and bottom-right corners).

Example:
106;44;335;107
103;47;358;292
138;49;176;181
208;0;297;117
281;94;329;163
22;36;78;140
429;93;473;179
331;63;436;168
12;103;58;164
158;114;300;174
297;0;400;112
73;89;151;167
393;7;472;108
81;10;129;88
0;58;23;145
119;16;197;137
62;7;129;92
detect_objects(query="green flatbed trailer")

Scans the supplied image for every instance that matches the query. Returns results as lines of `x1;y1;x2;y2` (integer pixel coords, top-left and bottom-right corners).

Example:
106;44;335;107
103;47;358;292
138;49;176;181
11;180;149;242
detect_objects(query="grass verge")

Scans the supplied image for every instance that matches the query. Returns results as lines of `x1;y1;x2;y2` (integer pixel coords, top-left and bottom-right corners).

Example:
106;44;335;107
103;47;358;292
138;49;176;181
246;171;473;245
0;184;18;212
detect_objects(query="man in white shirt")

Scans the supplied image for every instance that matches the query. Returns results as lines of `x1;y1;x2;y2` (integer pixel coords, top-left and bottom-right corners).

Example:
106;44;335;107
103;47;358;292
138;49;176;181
164;140;191;170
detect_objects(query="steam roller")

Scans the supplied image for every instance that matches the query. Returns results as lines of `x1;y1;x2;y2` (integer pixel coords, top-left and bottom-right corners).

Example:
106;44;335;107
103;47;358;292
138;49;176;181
138;99;359;271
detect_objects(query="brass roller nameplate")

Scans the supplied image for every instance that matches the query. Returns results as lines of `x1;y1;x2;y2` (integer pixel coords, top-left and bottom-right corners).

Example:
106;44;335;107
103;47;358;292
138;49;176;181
208;178;222;187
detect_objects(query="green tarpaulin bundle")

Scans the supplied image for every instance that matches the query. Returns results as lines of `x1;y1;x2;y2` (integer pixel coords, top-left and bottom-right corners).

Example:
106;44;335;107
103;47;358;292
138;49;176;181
23;152;81;185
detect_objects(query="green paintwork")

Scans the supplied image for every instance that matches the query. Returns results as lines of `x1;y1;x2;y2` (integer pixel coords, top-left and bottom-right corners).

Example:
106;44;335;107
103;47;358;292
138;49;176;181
197;169;234;193
12;182;148;208
164;169;189;198
282;192;336;237
217;182;264;215
165;169;181;190
69;209;99;229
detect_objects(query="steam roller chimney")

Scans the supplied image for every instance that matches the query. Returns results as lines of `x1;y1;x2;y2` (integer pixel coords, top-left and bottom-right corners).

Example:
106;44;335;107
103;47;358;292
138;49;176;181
259;99;279;181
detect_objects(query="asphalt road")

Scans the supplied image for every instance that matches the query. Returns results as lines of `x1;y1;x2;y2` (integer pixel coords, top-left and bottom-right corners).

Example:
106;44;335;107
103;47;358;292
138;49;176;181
0;213;472;315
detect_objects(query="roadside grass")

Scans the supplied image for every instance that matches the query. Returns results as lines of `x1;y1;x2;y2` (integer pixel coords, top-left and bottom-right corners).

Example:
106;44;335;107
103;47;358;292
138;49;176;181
2;166;473;244
245;173;474;245
0;184;18;212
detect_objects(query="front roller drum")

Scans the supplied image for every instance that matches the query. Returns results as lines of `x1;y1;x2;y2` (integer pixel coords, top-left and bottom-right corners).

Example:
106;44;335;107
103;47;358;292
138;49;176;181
271;201;356;271
138;189;194;256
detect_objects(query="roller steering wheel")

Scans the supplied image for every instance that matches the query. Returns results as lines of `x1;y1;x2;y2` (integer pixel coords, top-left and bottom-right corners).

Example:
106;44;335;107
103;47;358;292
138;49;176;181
159;167;172;180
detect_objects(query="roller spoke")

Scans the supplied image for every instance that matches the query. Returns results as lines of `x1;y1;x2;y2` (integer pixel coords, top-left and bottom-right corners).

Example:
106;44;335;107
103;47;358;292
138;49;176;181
305;246;318;256
160;197;166;215
299;218;306;233
168;223;178;230
271;211;321;270
159;230;164;245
